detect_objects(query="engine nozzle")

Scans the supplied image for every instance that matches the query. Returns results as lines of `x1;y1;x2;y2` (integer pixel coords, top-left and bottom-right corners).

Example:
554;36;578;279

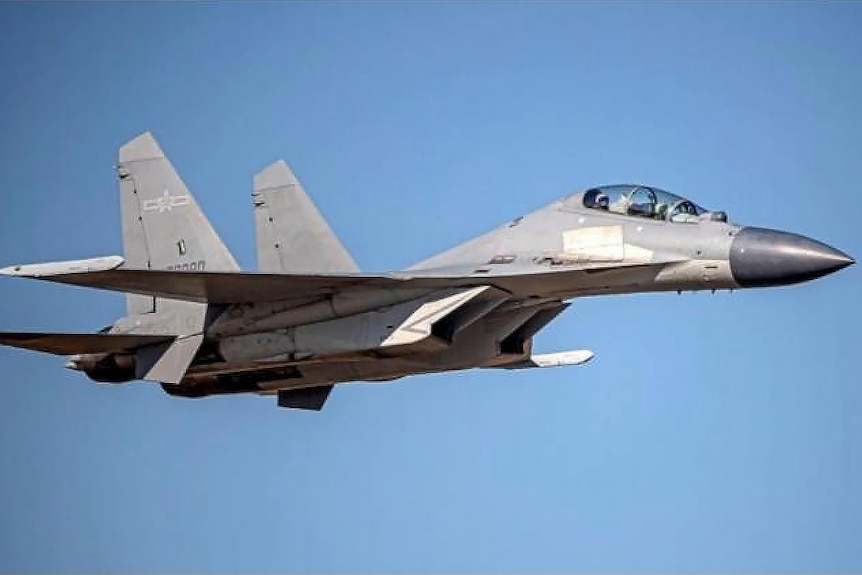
65;353;136;383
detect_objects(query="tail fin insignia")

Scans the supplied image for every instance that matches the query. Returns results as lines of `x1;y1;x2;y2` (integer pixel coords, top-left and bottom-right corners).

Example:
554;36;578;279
142;190;190;213
118;132;239;315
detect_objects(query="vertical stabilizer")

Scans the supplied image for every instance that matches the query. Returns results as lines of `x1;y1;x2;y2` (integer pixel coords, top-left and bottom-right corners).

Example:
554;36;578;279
253;160;359;273
118;132;239;315
115;132;232;383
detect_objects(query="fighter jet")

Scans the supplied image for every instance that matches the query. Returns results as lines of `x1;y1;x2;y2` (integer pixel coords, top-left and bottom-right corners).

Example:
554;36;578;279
0;133;853;410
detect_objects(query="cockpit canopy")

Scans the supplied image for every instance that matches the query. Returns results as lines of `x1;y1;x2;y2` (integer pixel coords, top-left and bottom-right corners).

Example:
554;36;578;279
581;185;723;223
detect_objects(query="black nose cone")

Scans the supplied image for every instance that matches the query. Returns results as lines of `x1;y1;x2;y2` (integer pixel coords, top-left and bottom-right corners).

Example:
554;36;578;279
730;227;854;288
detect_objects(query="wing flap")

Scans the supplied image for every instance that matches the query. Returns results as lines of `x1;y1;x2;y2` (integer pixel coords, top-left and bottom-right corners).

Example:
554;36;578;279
0;332;175;356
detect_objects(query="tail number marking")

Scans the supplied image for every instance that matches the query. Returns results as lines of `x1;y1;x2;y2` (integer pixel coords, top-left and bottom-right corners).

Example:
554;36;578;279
165;260;206;272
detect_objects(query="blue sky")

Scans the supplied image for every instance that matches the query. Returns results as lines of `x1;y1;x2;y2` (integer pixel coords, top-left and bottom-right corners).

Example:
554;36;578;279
0;2;860;572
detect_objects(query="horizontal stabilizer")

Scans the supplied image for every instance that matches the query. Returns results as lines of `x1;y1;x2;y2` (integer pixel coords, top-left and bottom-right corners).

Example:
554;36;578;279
0;332;174;356
277;385;333;411
502;349;595;369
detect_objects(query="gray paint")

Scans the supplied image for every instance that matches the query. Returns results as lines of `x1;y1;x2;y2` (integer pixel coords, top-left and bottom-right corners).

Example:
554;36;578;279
115;132;243;384
253;160;359;273
0;135;854;409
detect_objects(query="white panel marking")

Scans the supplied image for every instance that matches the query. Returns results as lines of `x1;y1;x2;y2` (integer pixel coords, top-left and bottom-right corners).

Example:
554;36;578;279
562;225;624;261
